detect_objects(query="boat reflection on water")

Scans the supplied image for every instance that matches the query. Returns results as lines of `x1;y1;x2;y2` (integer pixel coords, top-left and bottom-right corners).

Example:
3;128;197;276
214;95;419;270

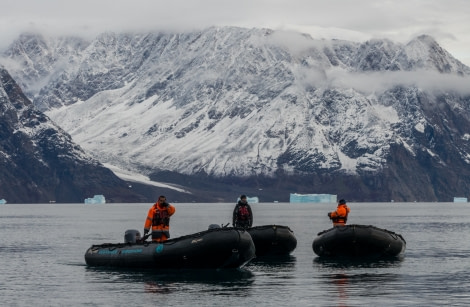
248;254;297;271
329;273;349;307
246;255;297;285
313;257;403;307
313;255;404;269
86;266;255;294
141;268;255;294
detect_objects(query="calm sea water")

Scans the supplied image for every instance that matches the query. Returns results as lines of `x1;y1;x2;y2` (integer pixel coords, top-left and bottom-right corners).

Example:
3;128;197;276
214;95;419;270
1;202;470;306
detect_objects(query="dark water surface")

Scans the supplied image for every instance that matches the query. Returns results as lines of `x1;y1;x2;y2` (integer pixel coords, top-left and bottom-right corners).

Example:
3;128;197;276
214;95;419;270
1;202;469;306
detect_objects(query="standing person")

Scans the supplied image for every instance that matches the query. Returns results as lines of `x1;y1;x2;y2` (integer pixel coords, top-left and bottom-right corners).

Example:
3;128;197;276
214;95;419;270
328;199;350;226
232;195;253;229
144;195;176;242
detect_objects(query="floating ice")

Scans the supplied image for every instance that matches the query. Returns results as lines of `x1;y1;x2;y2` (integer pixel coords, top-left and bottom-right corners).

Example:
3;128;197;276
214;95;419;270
289;193;337;203
84;195;106;204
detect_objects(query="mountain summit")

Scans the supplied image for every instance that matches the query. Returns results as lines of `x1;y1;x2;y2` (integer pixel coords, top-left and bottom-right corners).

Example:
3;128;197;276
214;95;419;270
2;27;470;202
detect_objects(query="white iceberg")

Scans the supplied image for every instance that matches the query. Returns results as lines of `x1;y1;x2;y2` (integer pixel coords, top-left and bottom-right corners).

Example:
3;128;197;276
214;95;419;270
290;193;337;203
84;195;106;204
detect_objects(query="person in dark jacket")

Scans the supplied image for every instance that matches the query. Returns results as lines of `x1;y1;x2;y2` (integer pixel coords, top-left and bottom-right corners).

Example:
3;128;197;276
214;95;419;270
232;195;253;229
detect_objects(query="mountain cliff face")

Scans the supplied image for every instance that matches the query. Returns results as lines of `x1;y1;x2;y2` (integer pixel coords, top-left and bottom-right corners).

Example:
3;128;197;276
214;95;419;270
2;27;470;202
0;66;162;203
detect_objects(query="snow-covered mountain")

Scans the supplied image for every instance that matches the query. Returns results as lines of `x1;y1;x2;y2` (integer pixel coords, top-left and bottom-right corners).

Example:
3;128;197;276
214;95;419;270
2;27;470;202
0;65;159;203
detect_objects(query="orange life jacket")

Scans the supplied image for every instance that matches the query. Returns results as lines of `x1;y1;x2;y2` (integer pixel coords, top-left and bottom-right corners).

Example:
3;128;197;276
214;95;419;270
329;204;350;226
144;202;175;242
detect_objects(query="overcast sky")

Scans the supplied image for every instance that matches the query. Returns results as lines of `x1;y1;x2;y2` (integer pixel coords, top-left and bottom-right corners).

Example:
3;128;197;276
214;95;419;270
1;0;469;66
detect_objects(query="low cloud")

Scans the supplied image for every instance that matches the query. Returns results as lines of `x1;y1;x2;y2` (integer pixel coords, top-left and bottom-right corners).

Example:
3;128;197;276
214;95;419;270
324;69;470;96
292;63;470;96
1;0;470;66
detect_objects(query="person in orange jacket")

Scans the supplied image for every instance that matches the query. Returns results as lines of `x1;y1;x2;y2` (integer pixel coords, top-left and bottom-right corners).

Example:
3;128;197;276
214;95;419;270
328;199;350;226
144;195;176;242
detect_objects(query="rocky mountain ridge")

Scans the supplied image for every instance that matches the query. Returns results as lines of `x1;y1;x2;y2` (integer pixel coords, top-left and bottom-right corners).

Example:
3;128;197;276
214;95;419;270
0;66;157;203
0;65;199;203
2;27;470;202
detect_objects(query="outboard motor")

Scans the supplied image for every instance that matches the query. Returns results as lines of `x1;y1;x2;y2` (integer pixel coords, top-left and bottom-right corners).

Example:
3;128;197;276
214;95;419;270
124;229;141;243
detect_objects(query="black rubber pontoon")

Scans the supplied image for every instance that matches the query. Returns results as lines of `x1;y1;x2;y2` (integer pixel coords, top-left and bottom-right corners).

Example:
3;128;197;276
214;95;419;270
247;225;297;257
85;227;255;269
312;224;406;258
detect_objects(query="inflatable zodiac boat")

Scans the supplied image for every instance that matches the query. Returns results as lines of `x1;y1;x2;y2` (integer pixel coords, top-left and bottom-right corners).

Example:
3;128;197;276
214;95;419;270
312;224;406;258
247;225;297;257
85;227;255;269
